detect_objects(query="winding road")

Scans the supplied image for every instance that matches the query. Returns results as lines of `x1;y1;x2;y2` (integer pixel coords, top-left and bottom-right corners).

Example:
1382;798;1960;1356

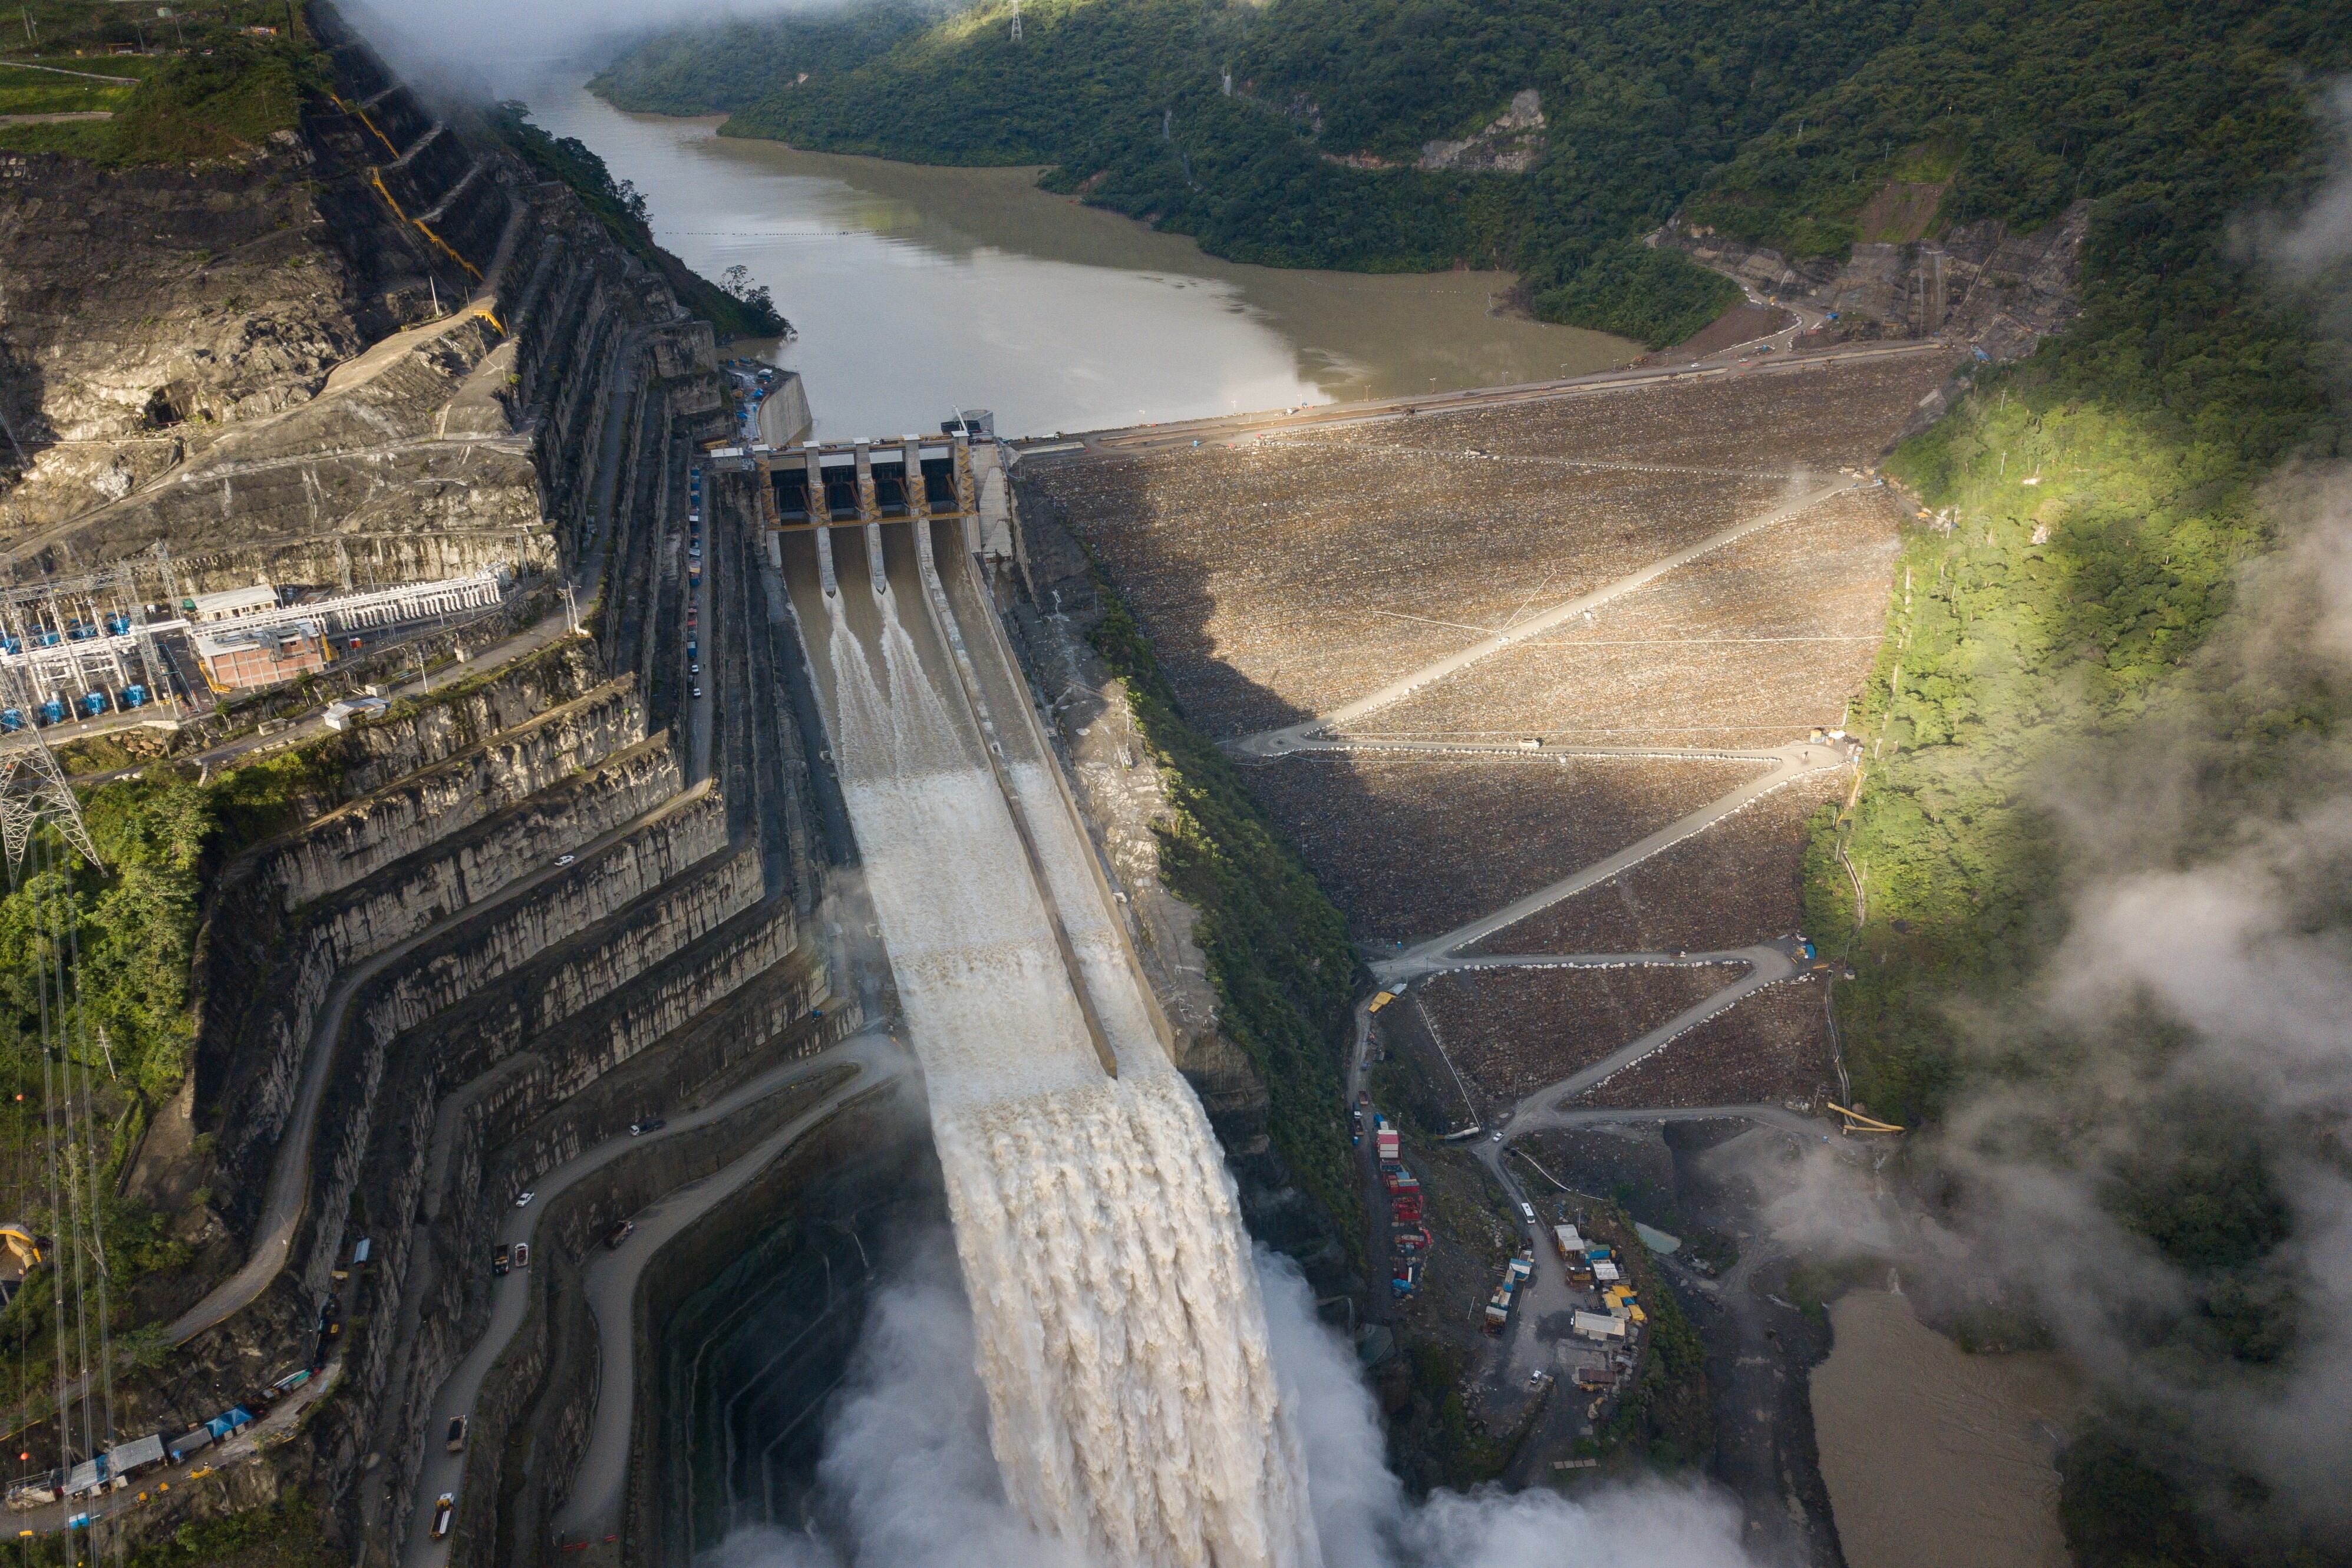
1010;338;1952;462
400;1030;906;1568
1233;480;1859;757
1266;419;1878;1487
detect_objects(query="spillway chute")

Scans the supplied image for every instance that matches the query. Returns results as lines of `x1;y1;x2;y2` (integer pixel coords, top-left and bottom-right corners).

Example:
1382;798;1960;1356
771;506;1316;1568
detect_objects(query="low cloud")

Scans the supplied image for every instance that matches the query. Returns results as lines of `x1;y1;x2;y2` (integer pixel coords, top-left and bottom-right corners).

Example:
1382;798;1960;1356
713;1232;1761;1567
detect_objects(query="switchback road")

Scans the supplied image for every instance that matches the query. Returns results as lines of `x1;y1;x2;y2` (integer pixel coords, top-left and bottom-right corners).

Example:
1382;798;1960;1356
403;1032;905;1568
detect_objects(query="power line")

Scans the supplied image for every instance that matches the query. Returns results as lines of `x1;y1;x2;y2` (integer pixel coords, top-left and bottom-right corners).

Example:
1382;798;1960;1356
0;667;100;879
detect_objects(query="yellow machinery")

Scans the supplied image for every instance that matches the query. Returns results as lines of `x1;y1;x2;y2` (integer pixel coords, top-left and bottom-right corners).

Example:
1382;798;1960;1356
1827;1101;1905;1135
0;1222;44;1275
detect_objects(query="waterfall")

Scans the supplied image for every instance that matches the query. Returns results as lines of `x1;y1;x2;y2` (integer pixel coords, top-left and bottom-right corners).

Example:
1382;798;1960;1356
820;583;1318;1568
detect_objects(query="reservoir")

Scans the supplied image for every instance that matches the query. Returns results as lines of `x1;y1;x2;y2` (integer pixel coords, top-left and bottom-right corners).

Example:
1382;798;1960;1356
512;75;1637;440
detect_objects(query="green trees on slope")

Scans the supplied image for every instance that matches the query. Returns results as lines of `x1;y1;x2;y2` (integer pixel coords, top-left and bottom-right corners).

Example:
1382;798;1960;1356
593;0;1947;346
1783;9;2347;1561
1088;589;1361;1238
483;103;789;341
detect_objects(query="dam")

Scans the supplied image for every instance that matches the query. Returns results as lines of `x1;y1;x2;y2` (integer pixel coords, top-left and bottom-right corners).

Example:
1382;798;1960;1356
758;441;1315;1566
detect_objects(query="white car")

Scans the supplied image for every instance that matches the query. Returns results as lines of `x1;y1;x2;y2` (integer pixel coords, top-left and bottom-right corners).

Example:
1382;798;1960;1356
514;1190;535;1209
554;854;576;868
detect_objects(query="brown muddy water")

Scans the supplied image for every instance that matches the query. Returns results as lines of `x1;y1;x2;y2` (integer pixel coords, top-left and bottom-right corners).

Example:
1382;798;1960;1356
1812;1289;2085;1568
512;75;1636;440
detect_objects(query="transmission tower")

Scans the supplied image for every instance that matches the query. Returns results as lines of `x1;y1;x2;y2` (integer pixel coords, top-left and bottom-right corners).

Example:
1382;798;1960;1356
0;666;101;876
1010;0;1022;41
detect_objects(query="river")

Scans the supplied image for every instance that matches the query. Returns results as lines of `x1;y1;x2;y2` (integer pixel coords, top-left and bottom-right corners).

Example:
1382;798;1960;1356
509;75;1635;440
1811;1289;2085;1568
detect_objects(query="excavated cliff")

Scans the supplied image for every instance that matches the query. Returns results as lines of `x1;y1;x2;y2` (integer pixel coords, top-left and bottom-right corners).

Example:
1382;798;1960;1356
0;10;869;1566
1658;196;2092;362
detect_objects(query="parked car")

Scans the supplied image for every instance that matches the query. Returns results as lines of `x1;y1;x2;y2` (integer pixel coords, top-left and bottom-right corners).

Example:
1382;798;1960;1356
690;662;700;676
492;1244;510;1276
431;1494;456;1539
445;1416;466;1453
690;685;702;701
605;1220;635;1250
512;1242;529;1269
554;854;576;867
514;1190;535;1209
629;1117;666;1137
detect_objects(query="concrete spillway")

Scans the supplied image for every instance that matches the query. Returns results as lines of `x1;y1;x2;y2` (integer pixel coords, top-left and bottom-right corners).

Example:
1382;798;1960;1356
778;521;1317;1568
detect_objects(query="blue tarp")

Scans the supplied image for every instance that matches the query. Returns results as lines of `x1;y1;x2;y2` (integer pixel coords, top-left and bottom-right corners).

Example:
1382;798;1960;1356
202;1407;254;1441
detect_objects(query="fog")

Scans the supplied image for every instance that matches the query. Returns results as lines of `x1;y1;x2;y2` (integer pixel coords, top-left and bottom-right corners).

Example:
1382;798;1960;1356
707;1231;1761;1568
1729;85;2352;1538
340;0;892;79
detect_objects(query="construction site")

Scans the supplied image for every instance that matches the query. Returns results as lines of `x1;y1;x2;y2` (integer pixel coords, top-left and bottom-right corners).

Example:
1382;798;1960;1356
1015;341;1955;1552
1019;351;1942;1125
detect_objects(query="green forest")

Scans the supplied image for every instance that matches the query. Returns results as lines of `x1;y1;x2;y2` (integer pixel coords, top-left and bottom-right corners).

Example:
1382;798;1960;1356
589;0;2352;351
482;103;790;341
0;2;323;162
1768;6;2348;1565
594;0;1954;346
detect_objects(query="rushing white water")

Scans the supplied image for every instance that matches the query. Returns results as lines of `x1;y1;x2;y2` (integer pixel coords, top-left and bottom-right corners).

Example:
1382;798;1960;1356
819;577;1317;1568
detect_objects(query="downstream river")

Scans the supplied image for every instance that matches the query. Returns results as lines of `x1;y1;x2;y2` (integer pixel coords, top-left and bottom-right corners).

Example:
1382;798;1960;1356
1812;1289;2084;1568
514;75;1635;439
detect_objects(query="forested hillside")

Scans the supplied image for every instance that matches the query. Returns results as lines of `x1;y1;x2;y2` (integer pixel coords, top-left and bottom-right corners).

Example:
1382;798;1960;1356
1772;8;2351;1567
595;0;1942;346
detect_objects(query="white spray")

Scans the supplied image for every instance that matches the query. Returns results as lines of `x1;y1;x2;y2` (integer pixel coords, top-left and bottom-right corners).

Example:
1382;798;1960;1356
819;579;1315;1568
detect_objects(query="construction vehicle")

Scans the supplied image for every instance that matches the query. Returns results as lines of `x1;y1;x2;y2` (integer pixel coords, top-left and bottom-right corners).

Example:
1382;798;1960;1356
1828;1101;1905;1135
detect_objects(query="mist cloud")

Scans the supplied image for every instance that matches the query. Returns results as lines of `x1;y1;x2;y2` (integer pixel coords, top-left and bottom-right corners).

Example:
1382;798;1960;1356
1740;113;2352;1534
722;1232;1761;1568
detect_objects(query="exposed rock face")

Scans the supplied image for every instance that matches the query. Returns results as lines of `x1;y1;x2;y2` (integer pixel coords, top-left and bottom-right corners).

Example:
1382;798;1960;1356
12;14;873;1564
255;680;649;909
341;632;608;795
0;145;378;533
1419;88;1546;173
1662;196;2092;361
1002;480;1353;1291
